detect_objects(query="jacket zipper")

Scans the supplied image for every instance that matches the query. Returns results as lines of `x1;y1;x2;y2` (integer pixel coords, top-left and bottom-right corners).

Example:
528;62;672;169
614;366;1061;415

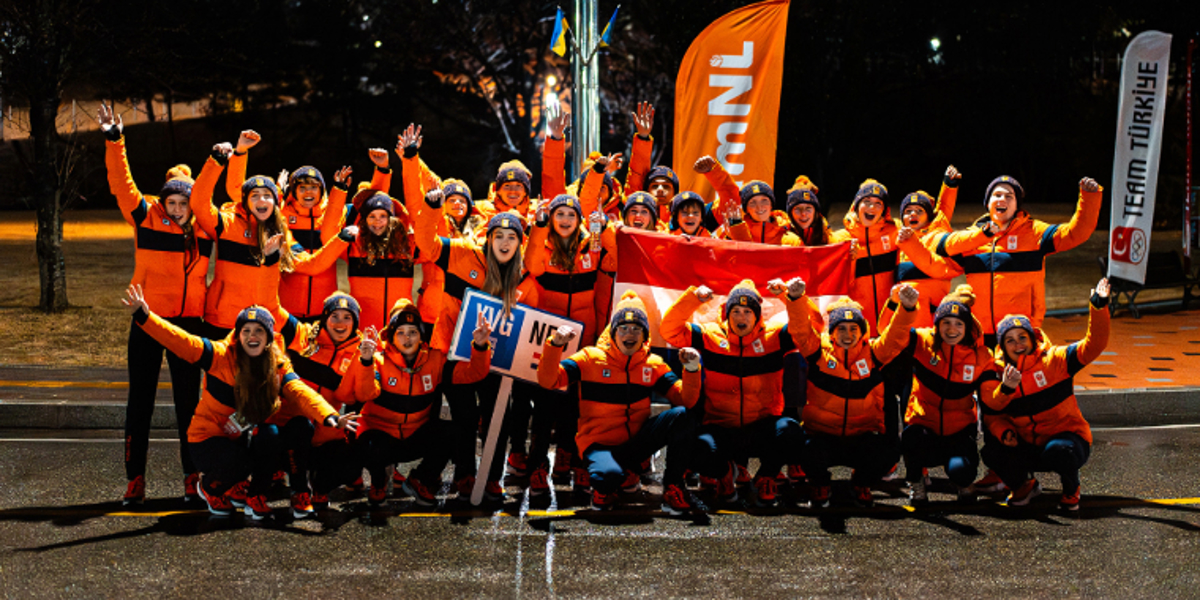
989;236;997;335
841;348;850;437
940;347;954;436
623;353;634;439
866;227;880;320
738;335;746;428
307;212;316;315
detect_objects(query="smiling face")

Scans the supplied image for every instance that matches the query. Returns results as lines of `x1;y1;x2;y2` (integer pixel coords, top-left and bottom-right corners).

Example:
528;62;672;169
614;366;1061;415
294;182;322;209
624;205;655;230
613;323;646;356
937;316;966;346
727;305;758;336
246;188;276;222
833;322;862;349
790;204;816;229
163;194;191;224
551;206;579;238
366;209;391;236
392;324;422;359
902;204;929;229
445;195;469;219
239;322;270;357
856;197;884;227
745;195;772;223
677;203;704;234
1002;328;1034;361
499;182;526;209
489;228;520;264
648;178;675;202
325;309;355;344
988;184;1018;225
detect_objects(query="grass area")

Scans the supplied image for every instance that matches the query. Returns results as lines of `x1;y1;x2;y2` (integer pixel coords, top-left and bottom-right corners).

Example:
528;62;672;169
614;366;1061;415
0;208;1192;368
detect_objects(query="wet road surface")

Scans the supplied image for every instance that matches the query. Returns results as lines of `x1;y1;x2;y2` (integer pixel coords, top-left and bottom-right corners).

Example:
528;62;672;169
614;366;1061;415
0;426;1197;598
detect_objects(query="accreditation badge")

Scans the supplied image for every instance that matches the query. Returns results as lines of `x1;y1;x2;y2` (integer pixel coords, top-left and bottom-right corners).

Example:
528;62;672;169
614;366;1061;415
855;359;870;377
422;374;433;391
962;365;975;382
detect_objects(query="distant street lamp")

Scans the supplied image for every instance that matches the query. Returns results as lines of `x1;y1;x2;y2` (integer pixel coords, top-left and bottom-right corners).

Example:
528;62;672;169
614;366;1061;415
930;37;941;51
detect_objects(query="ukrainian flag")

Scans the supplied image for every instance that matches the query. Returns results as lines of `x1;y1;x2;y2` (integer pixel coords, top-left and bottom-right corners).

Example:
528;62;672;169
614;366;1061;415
599;5;620;48
550;7;568;56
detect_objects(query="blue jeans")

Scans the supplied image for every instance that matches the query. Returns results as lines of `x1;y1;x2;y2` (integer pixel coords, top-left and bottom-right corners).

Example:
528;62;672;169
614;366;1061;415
981;431;1091;491
583;406;696;493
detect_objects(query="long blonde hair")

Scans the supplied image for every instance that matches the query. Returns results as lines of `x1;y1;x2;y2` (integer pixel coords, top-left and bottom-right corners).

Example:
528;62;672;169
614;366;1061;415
482;239;524;316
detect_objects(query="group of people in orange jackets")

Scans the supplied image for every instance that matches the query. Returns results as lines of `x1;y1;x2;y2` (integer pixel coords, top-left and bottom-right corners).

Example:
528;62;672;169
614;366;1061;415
103;98;1109;518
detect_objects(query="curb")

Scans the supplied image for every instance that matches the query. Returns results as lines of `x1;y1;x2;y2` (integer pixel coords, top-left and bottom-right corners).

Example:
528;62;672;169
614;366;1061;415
0;389;1196;430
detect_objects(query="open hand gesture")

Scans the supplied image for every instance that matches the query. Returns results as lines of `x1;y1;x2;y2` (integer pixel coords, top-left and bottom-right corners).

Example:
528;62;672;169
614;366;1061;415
263;233;285;256
631;101;655;138
121;284;149;314
595;152;624;174
334;166;352;186
546;103;568;139
334;412;361;433
398;123;423;153
897;227;914;243
1094;278;1110;299
98;103;123;135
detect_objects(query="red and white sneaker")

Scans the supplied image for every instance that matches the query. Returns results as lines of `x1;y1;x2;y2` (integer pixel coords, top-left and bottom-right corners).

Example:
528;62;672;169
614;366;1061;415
969;470;1008;494
620;470;641;494
244;494;272;520
552;448;573;484
735;463;752;486
661;483;698;515
809;485;832;509
367;485;388;506
290;492;314;519
226;480;250;509
506;452;530;478
717;463;739;503
122;475;146;506
852;485;876;508
753;475;778;508
485;480;506;503
1006;478;1042;507
529;465;551;497
590;489;618;511
195;475;233;517
1059;485;1081;512
392;467;407;489
346;476;365;494
401;478;437;507
183;473;201;503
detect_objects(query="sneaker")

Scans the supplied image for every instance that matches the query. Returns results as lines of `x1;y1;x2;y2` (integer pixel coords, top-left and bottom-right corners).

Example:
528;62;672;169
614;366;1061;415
1059;485;1081;512
311;492;330;510
573;467;591;492
809;485;832;509
506;452;530;477
753;475;778;508
735;463;752;486
787;464;806;484
196;475;233;516
183;473;201;503
485;480;506;503
590;488;618;511
346;476;365;494
290;492;314;519
909;478;928;505
620;470;641;494
244;494;272;520
123;475;146;506
683;469;700;489
922;467;932;488
716;463;739;503
272;470;288;487
698;474;718;491
529;465;551;496
552;449;574;483
226;480;250;508
454;476;476;498
881;463;901;482
367;485;388;506
969;470;1008;494
636;457;653;476
1006;478;1042;507
392;467;407;488
852;485;876;508
401;479;437;507
661;483;697;515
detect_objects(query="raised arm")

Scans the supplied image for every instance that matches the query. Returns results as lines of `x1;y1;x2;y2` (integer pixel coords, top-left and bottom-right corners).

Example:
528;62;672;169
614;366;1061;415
281;370;339;424
695;157;742;226
414;189;449;263
935;165;961;223
872;284;920;362
541;105;569;200
660;285;708;349
291;228;353;275
124;285;215;368
223;130;260;203
319;166;352;244
99;107;146;226
898;227;960;279
538;327;582;391
1047;178;1103;254
188;146;231;239
657;346;701;409
1063;279;1111;374
451;314;494;384
524;215;551;277
623;102;655;195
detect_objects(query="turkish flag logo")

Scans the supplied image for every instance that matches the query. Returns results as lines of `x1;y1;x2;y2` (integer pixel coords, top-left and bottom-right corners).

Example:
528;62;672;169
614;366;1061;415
1112;226;1147;265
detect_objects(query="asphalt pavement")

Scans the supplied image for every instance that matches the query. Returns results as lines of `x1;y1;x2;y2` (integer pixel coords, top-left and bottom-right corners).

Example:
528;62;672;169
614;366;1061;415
0;426;1196;598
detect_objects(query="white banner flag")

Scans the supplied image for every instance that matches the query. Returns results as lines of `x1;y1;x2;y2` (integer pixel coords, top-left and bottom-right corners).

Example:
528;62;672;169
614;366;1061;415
1108;30;1172;284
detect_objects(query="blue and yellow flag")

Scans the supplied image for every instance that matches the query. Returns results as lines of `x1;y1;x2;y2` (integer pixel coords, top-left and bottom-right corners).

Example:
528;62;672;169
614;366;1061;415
550;7;569;56
599;5;620;48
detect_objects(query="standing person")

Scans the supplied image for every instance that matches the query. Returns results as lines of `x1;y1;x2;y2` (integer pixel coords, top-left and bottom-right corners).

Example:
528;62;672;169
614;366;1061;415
668;192;713;238
275;292;378;517
190;140;350;335
415;184;539;502
101;104;211;505
980;279;1110;512
659;279;809;508
935;176;1103;345
791;283;921;508
356;300;493;506
537;291;704;513
121;286;359;519
830;179;899;332
340;189;419;332
782;182;832;247
889;285;1000;504
893;166;963;316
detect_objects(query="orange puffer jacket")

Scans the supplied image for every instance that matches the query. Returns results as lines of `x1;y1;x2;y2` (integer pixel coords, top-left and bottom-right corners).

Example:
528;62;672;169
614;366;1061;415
660;286;807;428
903;326;1000;436
794;297;917;437
272;322;376;445
105;136;211;318
981;300;1109;446
538;338;699;454
715;212;802;246
360;338;490;440
830;216;901;332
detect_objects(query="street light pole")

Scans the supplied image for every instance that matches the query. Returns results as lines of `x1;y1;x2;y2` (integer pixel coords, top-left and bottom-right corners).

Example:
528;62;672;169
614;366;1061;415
572;0;599;179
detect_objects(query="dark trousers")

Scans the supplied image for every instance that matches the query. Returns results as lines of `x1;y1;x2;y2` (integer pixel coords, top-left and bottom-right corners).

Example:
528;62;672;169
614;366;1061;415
507;380;557;469
980;431;1091;492
901;424;980;488
125;316;204;480
583;406;697;493
801;431;899;486
354;421;452;487
782;352;808;418
881;352;913;441
444;373;517;482
189;425;284;496
310;439;362;495
280;416;315;494
694;416;804;479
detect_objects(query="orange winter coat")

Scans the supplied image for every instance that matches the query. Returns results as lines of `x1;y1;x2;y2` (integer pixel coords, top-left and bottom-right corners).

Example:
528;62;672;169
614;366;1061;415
360;338;490;440
538;337;699;454
903;326;1000;436
896;183;961;313
934;186;1102;334
413;194;540;353
134;310;337;443
344;241;421;333
715;212;802;246
660;287;807;428
830;216;901;332
105;136;211;318
191;157;349;330
982;301;1109;446
275;322;376;445
794;297;917;437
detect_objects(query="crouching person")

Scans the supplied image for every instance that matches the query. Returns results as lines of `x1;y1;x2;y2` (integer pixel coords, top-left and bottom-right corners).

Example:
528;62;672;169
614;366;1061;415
356;300;493;507
794;282;920;508
980;279;1111;512
537;291;703;514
